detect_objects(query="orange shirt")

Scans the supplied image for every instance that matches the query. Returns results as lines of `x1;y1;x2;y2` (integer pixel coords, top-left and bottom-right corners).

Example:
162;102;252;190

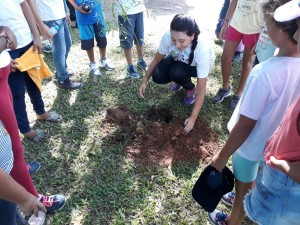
265;97;300;164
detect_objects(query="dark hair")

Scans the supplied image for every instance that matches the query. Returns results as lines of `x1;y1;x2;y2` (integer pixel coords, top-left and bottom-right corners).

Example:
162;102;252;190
170;14;201;65
262;0;298;44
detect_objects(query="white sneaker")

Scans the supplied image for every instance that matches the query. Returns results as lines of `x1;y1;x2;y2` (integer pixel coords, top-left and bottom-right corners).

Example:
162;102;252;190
89;62;102;76
99;58;115;71
28;210;46;225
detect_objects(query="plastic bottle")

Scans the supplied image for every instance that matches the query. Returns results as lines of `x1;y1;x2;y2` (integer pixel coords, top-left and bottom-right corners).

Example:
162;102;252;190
48;25;59;36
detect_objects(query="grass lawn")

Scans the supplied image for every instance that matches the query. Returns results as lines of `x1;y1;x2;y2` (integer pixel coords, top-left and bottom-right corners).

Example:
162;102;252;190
22;9;255;225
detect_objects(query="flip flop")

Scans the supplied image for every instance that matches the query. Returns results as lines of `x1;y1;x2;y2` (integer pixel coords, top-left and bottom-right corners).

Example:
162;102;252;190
33;129;49;143
38;111;62;122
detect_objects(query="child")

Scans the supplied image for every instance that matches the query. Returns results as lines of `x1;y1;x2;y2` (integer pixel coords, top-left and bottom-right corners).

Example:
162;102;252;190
0;26;65;222
215;0;244;62
117;0;147;78
68;0;114;76
0;0;63;141
244;4;300;225
208;0;300;224
139;14;215;134
212;0;263;110
27;0;82;90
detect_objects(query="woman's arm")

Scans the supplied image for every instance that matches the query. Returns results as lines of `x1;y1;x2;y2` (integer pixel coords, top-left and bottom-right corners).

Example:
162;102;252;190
183;77;207;133
26;0;52;39
0;168;46;216
139;52;165;98
20;1;43;53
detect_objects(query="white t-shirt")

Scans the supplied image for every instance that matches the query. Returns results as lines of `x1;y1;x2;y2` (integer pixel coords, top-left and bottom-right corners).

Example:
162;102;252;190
0;0;33;49
0;51;11;68
158;31;215;79
117;0;145;15
230;0;263;34
35;0;66;21
228;57;300;161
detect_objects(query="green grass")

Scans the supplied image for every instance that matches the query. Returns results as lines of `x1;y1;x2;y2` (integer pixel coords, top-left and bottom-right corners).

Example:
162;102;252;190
22;22;255;225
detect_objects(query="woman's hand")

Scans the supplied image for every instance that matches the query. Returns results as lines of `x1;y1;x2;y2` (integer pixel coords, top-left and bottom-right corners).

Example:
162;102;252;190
183;116;196;133
18;193;46;217
139;77;148;98
210;153;229;172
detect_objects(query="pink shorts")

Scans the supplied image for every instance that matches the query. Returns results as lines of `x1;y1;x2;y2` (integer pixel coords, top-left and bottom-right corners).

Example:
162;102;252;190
226;25;259;48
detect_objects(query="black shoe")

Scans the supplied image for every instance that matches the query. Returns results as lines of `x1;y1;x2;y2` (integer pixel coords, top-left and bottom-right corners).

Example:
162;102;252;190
213;87;231;103
228;95;240;110
57;79;82;90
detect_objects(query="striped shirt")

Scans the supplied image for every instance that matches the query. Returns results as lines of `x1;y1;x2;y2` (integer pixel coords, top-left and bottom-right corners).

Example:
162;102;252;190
0;121;13;173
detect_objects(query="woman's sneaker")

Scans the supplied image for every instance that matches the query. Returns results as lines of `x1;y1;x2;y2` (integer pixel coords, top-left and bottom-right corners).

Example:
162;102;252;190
170;82;182;92
208;209;229;225
221;192;235;207
183;87;196;105
39;194;66;213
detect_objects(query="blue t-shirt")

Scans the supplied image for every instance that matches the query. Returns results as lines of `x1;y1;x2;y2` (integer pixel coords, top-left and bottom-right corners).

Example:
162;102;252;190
75;0;105;25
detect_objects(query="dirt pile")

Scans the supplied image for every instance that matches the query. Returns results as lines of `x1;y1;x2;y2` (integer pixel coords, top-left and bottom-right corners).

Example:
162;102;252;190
105;105;220;169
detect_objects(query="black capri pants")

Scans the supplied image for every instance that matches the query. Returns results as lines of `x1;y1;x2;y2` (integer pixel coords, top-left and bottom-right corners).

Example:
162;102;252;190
152;55;197;90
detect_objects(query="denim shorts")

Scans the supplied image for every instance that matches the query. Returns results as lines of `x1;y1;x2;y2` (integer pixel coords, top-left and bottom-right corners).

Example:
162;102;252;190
232;152;260;183
244;164;300;225
78;23;107;50
118;12;144;49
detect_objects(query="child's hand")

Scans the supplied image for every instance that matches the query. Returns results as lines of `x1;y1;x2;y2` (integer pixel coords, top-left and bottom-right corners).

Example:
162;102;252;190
10;59;18;73
39;23;52;40
269;156;290;174
18;193;46;217
0;26;18;50
210;153;228;172
219;21;229;40
33;38;43;54
77;5;92;14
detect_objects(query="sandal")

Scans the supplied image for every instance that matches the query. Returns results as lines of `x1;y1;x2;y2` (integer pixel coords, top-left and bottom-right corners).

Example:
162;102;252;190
33;129;49;143
38;111;63;122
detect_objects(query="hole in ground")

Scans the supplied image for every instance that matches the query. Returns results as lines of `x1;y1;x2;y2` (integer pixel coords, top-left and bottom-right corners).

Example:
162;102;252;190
147;106;173;123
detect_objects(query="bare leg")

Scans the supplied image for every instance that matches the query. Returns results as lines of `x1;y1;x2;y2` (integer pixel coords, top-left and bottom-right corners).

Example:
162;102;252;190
221;40;240;90
227;180;255;225
124;48;133;65
86;48;95;62
135;44;143;60
99;47;106;60
235;47;255;96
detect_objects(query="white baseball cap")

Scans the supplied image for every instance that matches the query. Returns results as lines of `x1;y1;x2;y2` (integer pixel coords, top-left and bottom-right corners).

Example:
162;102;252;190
274;0;300;22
